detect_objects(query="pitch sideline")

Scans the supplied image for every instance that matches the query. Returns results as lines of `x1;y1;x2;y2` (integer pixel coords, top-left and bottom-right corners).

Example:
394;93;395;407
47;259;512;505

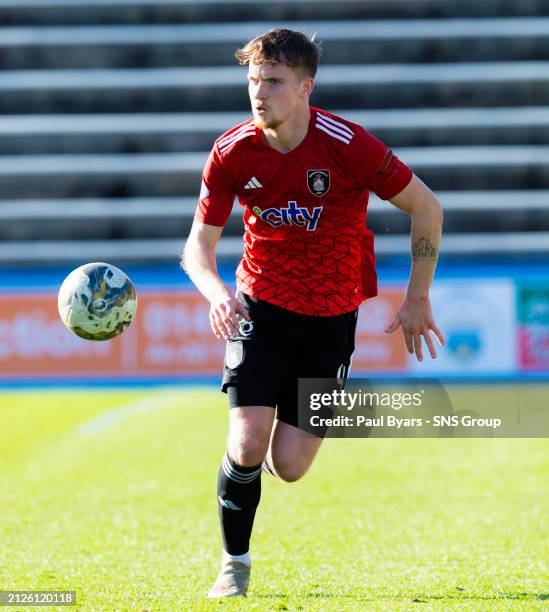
74;390;183;437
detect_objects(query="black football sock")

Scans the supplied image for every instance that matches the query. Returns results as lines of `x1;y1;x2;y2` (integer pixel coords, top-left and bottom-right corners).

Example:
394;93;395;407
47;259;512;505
217;451;262;555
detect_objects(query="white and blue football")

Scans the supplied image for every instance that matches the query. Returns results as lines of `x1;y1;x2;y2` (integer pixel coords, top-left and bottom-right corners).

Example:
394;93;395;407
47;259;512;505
58;262;137;341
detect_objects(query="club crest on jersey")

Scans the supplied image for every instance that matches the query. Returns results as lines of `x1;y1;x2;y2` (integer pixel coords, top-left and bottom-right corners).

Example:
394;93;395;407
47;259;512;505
252;201;322;232
307;170;330;197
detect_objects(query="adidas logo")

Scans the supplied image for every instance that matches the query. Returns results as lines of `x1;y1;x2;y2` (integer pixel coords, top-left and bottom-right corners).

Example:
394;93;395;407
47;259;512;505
218;496;242;511
244;177;263;190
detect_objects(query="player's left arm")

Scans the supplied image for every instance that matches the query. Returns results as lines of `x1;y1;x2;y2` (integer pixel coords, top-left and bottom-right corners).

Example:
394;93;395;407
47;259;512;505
384;174;445;361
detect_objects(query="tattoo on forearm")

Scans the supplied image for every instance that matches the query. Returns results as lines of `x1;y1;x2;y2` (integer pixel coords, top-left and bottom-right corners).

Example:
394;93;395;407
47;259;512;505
412;237;438;261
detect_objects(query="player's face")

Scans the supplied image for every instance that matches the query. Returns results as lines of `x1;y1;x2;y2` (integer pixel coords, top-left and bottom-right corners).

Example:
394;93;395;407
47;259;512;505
247;62;311;130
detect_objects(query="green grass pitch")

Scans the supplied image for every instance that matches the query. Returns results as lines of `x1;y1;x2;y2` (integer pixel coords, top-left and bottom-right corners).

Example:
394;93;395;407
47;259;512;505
0;387;547;610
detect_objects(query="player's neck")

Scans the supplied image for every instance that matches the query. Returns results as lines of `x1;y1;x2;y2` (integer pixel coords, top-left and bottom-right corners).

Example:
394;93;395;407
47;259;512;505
262;107;311;154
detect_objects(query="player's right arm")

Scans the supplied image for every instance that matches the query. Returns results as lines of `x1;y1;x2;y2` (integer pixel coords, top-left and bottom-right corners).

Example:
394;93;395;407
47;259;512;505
183;220;250;341
183;133;253;339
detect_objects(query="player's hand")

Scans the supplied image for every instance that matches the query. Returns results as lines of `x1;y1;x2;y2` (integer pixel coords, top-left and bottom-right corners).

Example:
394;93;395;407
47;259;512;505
384;293;445;361
209;292;250;341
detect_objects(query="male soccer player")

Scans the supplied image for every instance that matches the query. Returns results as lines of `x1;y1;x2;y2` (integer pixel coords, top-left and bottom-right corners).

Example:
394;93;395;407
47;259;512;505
183;28;445;598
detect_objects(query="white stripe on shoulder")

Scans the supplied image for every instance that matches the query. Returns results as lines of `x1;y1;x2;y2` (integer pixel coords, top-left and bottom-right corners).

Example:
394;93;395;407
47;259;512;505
315;122;352;144
219;127;255;149
218;121;255;147
316;115;355;140
219;129;256;154
317;113;354;138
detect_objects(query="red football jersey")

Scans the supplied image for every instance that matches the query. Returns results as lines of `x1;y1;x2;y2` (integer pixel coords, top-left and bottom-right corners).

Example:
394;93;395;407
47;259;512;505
195;106;412;316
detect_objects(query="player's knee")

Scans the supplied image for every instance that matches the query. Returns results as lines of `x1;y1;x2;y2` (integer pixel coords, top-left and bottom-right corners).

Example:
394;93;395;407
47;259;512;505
228;441;267;467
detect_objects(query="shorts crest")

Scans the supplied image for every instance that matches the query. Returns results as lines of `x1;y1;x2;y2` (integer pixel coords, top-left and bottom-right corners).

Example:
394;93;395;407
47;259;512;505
225;340;244;369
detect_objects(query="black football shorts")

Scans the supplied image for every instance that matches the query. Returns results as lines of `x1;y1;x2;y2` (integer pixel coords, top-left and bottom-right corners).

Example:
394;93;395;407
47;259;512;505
221;291;358;429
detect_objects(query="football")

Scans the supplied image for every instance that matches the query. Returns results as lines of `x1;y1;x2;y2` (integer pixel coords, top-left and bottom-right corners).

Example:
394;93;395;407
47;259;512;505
58;262;137;341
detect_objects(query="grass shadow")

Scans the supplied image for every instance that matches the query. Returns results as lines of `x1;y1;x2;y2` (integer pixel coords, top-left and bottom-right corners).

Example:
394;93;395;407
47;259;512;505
416;592;541;602
251;591;549;603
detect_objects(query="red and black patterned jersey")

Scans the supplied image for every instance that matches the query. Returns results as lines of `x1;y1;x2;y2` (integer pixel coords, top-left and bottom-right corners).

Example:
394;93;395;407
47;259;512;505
195;106;413;316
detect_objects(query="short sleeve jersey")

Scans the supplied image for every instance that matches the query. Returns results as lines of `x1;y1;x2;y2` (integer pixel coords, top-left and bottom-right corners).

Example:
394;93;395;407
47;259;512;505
195;106;413;316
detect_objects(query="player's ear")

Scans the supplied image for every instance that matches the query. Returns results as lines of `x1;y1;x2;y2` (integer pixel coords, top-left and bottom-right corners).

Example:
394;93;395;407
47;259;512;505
301;76;314;98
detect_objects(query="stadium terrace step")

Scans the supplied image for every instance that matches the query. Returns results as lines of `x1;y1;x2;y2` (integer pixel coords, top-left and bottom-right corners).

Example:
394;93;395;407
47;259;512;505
2;107;549;155
2;191;549;242
0;152;206;198
375;232;549;256
0;146;549;198
0;197;197;220
0;197;204;242
1;62;549;114
3;232;549;265
371;191;549;235
0;213;190;242
0;0;546;28
3;191;549;221
0;238;193;264
2;18;549;69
